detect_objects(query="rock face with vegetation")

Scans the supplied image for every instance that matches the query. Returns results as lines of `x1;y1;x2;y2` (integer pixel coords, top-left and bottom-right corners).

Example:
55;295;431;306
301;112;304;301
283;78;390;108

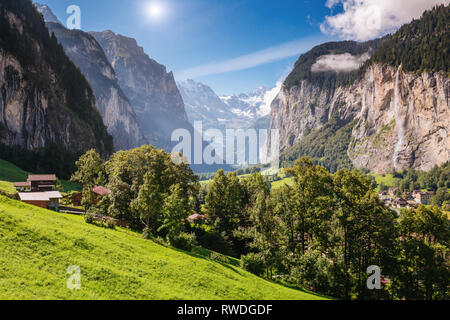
37;8;147;151
272;5;449;174
90;30;192;149
0;0;113;157
348;64;449;173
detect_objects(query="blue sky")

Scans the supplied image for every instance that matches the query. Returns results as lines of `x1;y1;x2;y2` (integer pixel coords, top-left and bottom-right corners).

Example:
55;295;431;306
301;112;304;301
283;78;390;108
36;0;443;95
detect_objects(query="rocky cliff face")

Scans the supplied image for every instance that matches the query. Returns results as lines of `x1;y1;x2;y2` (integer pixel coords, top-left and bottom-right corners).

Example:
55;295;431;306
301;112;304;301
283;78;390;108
271;64;449;173
0;1;112;156
272;5;449;174
349;64;449;173
44;22;147;151
90;30;191;149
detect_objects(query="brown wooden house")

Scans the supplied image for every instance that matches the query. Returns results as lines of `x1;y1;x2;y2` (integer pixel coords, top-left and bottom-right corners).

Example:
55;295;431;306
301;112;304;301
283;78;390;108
14;174;57;192
18;191;63;209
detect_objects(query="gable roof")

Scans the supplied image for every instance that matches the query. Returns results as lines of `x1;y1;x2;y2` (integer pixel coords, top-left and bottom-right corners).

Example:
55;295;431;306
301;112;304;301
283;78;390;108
14;182;31;187
92;186;110;196
27;174;57;182
19;191;63;201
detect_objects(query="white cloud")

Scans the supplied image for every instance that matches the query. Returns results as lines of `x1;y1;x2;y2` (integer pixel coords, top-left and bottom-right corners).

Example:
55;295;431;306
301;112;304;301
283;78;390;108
311;52;370;73
177;37;325;80
321;0;450;41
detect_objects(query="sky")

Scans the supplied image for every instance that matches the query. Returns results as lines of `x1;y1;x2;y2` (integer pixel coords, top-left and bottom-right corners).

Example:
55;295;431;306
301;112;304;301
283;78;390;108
36;0;448;95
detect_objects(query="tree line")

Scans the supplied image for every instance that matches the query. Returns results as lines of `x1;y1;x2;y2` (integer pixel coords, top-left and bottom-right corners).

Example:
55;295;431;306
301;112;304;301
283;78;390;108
71;146;449;300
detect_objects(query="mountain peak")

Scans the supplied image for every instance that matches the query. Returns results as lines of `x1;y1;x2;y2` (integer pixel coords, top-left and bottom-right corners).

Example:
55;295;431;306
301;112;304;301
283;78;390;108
34;2;63;25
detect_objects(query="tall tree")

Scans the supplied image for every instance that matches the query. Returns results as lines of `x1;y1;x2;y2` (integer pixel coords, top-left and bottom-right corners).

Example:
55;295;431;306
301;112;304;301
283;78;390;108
71;149;105;208
160;184;192;242
105;146;198;231
392;206;449;300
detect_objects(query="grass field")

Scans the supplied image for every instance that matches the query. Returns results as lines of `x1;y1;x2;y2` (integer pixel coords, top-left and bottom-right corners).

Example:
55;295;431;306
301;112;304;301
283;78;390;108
271;177;294;190
370;173;399;191
199;169;294;190
0;159;81;193
0;195;325;300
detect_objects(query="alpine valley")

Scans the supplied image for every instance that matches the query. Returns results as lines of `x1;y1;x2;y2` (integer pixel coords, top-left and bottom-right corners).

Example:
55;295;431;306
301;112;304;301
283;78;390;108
0;0;449;303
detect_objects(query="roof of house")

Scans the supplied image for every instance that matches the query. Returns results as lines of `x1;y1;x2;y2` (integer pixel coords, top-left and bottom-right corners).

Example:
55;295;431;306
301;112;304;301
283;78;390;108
13;182;31;187
19;191;63;201
415;191;435;197
27;174;57;181
188;213;206;221
92;186;110;196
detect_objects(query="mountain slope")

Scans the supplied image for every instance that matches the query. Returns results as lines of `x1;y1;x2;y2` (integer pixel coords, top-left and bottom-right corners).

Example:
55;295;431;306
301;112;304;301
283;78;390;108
0;195;324;300
43;21;147;150
34;2;61;24
271;5;449;174
0;0;113;175
178;79;237;129
178;79;274;130
90;30;191;149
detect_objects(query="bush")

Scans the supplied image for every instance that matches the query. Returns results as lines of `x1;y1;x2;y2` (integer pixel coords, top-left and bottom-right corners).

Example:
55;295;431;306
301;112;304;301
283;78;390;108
105;219;115;229
142;227;152;240
241;253;265;276
197;230;234;256
84;213;94;224
168;232;197;252
209;252;230;264
290;250;335;295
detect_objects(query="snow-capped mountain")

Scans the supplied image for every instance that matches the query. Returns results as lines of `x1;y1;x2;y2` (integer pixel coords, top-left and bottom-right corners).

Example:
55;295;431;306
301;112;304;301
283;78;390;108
178;79;279;130
220;84;280;121
177;79;235;129
35;3;62;25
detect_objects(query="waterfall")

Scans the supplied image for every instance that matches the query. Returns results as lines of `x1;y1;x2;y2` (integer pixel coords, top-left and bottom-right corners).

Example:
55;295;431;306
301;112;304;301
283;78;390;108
393;66;405;168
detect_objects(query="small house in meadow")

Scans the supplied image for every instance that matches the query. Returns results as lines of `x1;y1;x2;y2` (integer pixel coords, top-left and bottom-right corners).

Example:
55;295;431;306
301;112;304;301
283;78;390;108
18;191;63;210
92;186;110;204
14;174;57;192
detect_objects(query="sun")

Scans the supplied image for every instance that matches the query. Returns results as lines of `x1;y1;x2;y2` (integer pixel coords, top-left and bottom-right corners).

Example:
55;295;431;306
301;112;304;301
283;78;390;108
146;2;164;19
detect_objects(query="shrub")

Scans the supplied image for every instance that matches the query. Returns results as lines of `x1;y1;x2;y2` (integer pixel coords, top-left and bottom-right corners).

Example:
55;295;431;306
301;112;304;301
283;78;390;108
84;213;95;224
209;252;230;264
290;250;335;295
168;232;197;252
142;227;152;240
197;230;234;256
241;253;265;276
105;219;115;229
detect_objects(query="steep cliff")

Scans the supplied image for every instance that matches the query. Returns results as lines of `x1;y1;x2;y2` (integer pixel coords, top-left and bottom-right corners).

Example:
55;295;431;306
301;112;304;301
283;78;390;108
43;21;147;150
271;6;449;174
90;30;191;149
0;1;112;161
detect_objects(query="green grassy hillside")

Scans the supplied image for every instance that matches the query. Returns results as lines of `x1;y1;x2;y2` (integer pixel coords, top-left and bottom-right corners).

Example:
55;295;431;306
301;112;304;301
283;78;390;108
0;195;325;300
0;159;81;193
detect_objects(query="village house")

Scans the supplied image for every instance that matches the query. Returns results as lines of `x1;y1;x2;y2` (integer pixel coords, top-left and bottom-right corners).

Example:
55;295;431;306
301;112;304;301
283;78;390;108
392;198;408;209
14;174;57;192
414;191;434;205
378;190;388;198
14;174;62;209
18;191;63;210
188;213;206;223
388;188;399;197
92;186;110;204
71;192;83;206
